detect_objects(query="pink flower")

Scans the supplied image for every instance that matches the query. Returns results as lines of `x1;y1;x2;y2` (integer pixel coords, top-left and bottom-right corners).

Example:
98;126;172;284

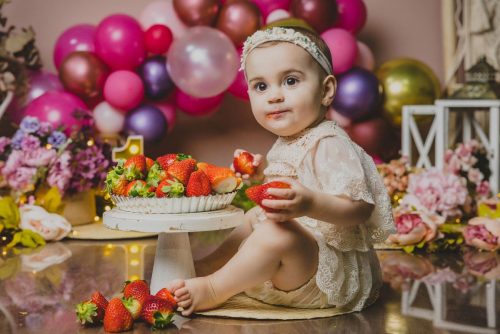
24;147;57;167
2;150;24;175
7;167;37;192
386;208;445;246
405;168;468;218
463;217;500;251
463;251;500;279
46;151;72;194
467;168;483;184
476;180;491;198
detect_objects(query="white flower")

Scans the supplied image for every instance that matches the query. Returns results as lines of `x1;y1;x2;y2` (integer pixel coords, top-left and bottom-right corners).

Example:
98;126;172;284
19;205;71;241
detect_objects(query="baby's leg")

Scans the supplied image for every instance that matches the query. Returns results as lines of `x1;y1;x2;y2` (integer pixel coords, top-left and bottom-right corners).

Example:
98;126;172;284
194;207;258;276
170;219;318;316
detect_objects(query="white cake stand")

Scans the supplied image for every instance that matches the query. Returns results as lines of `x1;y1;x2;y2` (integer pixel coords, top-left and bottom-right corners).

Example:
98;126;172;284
103;205;244;293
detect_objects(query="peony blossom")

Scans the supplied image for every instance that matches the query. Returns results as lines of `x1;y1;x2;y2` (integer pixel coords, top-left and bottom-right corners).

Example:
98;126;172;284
386;208;445;246
463;217;500;251
19;205;71;241
404;168;468;218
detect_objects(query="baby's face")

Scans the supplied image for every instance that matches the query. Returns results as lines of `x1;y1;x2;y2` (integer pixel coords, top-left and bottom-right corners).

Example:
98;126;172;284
245;42;326;137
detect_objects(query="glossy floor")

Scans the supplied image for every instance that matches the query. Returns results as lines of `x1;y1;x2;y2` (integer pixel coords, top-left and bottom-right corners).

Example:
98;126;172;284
0;231;497;334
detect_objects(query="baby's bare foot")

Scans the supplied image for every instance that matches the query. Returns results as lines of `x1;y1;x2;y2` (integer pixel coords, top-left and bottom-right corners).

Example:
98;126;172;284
168;277;222;316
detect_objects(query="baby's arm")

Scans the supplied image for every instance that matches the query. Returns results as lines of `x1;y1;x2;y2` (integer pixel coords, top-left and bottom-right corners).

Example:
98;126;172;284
262;179;373;226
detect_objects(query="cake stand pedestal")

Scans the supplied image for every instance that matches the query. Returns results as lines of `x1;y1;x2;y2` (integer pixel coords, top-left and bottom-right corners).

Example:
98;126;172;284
103;205;244;293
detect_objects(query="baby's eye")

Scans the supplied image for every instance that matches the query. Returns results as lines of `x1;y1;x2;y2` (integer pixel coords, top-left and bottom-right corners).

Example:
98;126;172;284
284;77;299;86
254;82;267;92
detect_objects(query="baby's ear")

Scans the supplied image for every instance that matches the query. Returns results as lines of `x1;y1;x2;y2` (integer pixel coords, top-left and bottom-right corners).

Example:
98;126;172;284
321;75;336;106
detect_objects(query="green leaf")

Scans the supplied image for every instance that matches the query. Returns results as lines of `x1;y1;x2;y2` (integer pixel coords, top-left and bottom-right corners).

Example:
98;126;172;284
0;197;20;229
402;245;415;253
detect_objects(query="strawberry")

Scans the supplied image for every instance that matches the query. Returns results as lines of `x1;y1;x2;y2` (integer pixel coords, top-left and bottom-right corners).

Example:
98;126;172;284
141;296;175;329
125;180;154;197
106;162;128;196
167;158;197;186
75;291;109;325
121;297;142;320
186;170;212;197
146;162;169;187
103;297;133;333
124;154;147;180
245;181;291;212
156;178;185;198
233;151;256;175
157;153;192;170
146;157;155;171
197;162;240;194
155;288;177;311
123;279;150;306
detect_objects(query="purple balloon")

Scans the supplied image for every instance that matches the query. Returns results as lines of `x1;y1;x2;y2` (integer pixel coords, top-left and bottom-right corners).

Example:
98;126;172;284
138;56;174;100
53;24;96;69
125;105;167;142
332;67;381;121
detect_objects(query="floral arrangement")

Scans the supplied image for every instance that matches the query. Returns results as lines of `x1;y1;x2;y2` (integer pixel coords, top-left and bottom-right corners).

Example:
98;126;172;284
0;0;42;102
0;114;110;204
380;140;498;253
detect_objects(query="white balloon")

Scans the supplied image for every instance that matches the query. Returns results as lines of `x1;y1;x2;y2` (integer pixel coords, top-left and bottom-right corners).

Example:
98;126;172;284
266;9;291;24
139;0;187;39
93;101;125;135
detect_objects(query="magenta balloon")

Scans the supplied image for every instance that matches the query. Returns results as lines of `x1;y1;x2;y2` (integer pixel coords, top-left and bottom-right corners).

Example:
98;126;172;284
334;0;367;34
227;48;249;100
23;91;87;134
355;41;375;71
7;71;64;124
167;26;239;97
252;0;291;20
95;14;146;70
154;100;177;133
175;89;223;116
53;24;96;69
104;70;145;111
321;28;358;75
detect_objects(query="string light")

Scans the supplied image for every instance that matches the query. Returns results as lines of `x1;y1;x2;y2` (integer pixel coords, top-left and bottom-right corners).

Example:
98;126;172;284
87;139;94;147
129;245;139;254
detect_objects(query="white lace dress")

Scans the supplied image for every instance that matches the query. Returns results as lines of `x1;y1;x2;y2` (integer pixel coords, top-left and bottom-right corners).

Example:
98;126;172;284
244;120;395;311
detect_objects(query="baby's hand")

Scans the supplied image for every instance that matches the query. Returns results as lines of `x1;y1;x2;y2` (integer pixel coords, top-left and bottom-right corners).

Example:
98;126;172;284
261;178;314;222
231;149;263;180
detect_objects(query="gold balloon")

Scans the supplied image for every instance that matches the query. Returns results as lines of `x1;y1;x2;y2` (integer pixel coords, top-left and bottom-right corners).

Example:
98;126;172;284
376;58;441;125
264;18;315;32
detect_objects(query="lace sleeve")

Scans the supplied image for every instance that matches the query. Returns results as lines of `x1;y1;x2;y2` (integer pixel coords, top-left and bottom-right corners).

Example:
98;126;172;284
312;136;375;204
299;136;395;251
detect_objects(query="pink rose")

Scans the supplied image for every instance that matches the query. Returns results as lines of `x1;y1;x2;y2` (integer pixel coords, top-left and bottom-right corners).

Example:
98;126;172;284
467;168;483;184
463;217;500;251
7;167;37;192
476;181;491;198
387;209;445;246
380;252;434;290
463;251;500;279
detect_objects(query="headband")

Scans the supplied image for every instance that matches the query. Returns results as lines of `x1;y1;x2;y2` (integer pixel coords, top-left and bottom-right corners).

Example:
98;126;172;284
240;27;333;75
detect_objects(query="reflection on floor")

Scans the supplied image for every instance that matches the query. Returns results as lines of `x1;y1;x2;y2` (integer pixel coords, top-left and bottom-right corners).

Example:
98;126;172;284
0;231;497;334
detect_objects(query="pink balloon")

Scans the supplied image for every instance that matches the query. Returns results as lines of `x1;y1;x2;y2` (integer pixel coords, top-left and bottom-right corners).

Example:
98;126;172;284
104;71;145;111
95;14;146;70
23;91;87;134
355;41;375;71
334;0;367;34
167;26;239;98
154;100;177;133
265;9;291;24
321;28;358;75
53;24;96;69
139;0;188;39
175;89;224;116
252;0;291;20
227;48;249;100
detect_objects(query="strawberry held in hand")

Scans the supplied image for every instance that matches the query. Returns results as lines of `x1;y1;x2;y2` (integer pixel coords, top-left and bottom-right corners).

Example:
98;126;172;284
141;296;175;329
103;297;134;333
245;181;291;212
75;291;109;325
233;151;256;175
